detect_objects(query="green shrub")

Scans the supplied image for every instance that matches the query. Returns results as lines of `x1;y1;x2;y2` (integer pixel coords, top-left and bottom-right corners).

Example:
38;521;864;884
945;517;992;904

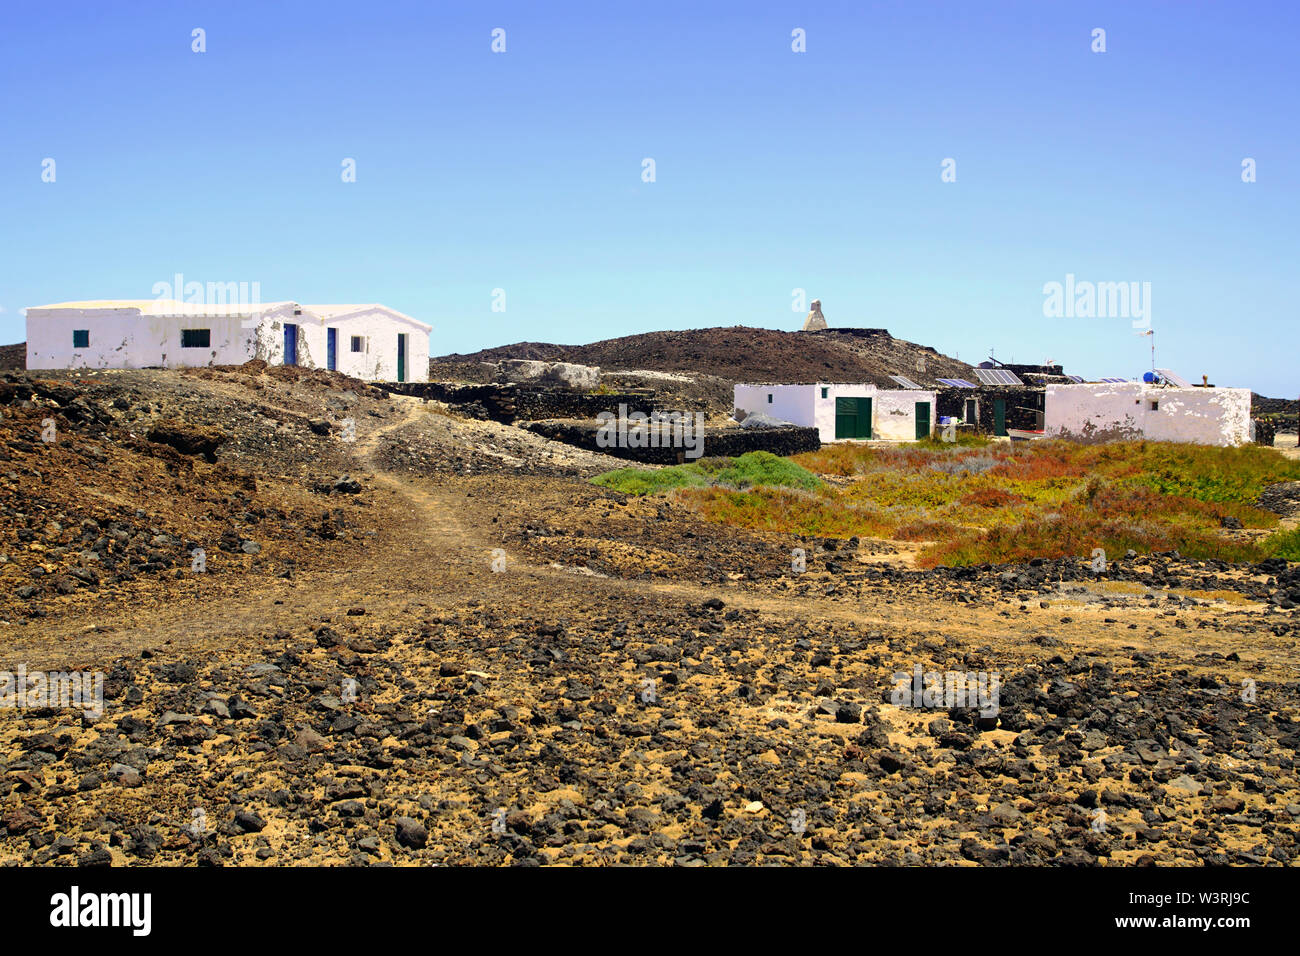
1263;527;1300;561
591;451;821;496
707;451;823;491
590;467;706;496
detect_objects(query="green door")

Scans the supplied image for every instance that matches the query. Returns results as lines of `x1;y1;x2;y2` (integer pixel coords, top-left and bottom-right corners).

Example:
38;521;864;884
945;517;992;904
835;397;857;439
993;397;1007;437
397;334;407;383
834;397;872;439
856;397;872;438
915;401;931;439
832;398;873;439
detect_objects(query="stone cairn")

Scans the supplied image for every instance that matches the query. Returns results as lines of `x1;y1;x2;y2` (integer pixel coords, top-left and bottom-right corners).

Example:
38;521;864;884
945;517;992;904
801;299;827;331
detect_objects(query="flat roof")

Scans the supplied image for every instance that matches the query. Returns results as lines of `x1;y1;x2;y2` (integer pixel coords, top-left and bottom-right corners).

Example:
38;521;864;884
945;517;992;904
27;299;432;331
303;304;432;331
735;381;937;389
28;299;295;315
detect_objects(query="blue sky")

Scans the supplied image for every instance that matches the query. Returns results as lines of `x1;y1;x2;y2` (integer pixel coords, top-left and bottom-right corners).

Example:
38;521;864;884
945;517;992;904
1;1;1296;393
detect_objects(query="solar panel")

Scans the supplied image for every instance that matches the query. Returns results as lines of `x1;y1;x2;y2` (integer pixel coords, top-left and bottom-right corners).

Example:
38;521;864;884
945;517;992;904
936;378;977;388
1099;377;1128;384
1065;375;1085;384
1155;368;1191;388
973;368;1023;386
888;375;922;389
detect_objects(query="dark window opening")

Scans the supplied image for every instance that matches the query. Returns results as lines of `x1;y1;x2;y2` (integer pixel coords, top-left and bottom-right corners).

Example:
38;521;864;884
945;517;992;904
351;336;364;353
767;394;773;404
72;330;89;348
821;387;828;399
181;329;211;348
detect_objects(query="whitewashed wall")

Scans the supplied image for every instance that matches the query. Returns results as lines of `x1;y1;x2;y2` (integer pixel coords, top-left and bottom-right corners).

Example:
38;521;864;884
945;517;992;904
734;383;936;442
26;304;297;370
26;303;430;382
734;384;817;429
811;384;875;441
321;310;429;382
872;390;938;440
1044;383;1252;446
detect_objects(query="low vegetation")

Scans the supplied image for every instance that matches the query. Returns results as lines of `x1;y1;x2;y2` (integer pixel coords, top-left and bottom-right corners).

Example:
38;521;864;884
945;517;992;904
591;451;822;496
593;440;1300;567
1263;527;1300;561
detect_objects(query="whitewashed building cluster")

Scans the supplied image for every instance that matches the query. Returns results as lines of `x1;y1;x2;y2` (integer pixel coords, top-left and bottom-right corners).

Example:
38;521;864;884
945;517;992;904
734;300;1257;447
734;380;1256;447
25;299;431;382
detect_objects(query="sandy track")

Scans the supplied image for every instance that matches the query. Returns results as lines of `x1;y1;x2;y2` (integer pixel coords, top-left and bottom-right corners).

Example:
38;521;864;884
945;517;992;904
6;394;1297;690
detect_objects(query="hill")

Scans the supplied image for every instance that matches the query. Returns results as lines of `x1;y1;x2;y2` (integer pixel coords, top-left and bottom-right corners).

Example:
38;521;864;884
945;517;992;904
434;326;978;388
0;343;25;370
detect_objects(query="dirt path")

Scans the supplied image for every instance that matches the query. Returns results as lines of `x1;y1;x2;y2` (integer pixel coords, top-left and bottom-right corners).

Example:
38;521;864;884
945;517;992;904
8;398;1296;681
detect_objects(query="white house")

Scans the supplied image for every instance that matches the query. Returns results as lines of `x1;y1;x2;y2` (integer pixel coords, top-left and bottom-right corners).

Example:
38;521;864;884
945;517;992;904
24;299;431;382
734;383;938;442
1044;382;1253;446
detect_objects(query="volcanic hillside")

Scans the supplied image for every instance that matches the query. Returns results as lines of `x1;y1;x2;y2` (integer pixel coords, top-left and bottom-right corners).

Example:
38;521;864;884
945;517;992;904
0;344;25;371
435;326;978;388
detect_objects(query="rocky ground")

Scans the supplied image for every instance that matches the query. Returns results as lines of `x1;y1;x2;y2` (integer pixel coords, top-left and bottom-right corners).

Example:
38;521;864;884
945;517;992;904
1;366;1298;866
432;325;978;417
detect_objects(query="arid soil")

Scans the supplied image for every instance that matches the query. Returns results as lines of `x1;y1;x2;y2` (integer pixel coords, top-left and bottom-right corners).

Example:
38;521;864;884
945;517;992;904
1;366;1298;866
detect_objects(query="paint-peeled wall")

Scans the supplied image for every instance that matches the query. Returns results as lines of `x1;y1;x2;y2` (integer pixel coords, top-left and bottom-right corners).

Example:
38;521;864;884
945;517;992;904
26;303;430;382
872;390;937;440
1045;383;1252;446
26;305;295;370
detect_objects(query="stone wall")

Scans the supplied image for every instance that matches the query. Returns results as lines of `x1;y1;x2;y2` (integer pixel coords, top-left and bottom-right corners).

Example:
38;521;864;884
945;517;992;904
935;386;1045;433
496;359;600;389
523;421;821;464
377;382;658;424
